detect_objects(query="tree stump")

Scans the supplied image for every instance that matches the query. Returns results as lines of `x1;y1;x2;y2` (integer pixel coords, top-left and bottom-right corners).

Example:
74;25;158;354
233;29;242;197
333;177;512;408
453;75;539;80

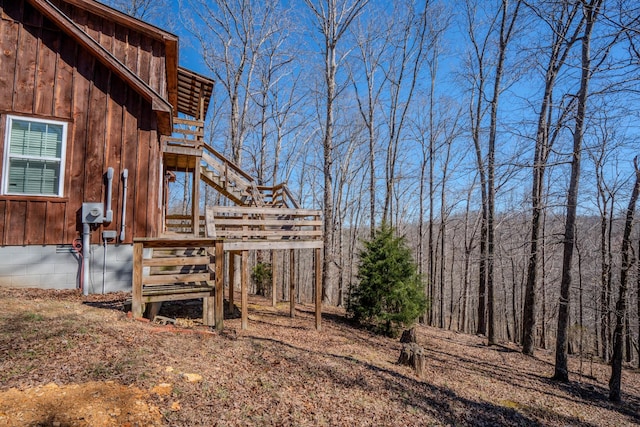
398;343;425;377
400;327;417;343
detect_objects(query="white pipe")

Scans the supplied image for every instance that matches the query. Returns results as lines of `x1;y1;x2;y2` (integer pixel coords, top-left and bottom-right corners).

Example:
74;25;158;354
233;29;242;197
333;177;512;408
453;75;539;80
102;237;107;294
105;167;114;223
120;169;128;241
82;222;90;296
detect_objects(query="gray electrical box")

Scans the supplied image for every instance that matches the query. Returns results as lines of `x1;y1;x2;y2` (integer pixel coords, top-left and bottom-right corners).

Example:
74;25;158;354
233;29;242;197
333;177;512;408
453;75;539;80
82;203;104;224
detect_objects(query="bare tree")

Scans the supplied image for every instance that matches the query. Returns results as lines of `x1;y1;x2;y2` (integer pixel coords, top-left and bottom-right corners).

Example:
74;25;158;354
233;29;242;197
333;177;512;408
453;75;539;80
349;11;389;237
485;0;522;346
304;0;369;304
464;0;522;343
103;0;164;20
553;0;603;383
381;0;431;225
609;157;640;402
521;0;584;356
464;0;492;336
184;0;283;164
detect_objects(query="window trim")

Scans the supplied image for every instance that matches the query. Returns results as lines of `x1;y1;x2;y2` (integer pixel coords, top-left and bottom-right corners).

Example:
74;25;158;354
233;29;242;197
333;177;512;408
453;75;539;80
2;115;68;197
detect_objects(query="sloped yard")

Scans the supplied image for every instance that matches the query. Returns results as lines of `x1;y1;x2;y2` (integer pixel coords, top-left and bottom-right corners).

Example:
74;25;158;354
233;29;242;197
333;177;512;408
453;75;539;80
0;288;638;426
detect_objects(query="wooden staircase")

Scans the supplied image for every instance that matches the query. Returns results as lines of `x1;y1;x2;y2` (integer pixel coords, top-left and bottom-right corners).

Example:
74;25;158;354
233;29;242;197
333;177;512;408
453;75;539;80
162;117;301;234
199;143;265;207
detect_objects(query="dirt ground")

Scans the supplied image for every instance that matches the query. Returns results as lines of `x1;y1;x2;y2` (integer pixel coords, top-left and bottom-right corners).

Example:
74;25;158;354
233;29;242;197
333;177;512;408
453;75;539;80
0;288;639;426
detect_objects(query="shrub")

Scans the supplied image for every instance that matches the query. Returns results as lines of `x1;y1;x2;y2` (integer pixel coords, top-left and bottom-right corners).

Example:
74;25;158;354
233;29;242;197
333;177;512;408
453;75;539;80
251;262;272;296
348;224;427;337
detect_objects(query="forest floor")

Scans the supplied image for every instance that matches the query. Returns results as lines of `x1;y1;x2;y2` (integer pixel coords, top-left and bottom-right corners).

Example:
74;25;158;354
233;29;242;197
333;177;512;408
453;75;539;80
0;288;639;426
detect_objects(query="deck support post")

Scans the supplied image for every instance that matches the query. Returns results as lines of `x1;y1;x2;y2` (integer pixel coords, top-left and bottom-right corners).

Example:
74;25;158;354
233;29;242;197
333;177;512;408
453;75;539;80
315;247;322;331
203;292;214;326
132;242;143;318
272;250;278;307
289;250;295;318
214;240;224;329
192;163;201;235
241;250;249;330
228;251;235;311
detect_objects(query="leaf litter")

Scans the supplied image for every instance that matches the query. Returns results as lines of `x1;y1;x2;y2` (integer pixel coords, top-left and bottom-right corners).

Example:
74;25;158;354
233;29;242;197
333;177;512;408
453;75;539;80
0;288;638;426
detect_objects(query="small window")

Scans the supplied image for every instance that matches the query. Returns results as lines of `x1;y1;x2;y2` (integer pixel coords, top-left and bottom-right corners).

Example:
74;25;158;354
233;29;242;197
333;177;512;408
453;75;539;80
3;116;67;197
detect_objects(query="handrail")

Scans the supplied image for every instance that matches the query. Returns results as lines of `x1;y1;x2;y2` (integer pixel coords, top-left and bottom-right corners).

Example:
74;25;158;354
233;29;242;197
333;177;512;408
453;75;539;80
282;184;301;209
202;142;255;183
254;183;300;208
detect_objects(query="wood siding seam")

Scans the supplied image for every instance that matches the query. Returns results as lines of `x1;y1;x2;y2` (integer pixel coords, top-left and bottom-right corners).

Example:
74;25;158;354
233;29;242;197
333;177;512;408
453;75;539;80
32;21;41;114
10;20;21;112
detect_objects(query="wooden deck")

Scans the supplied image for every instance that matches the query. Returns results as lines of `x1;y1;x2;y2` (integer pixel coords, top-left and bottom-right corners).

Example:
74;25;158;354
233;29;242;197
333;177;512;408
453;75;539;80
132;207;323;330
156;117;324;331
205;205;323;330
206;206;323;250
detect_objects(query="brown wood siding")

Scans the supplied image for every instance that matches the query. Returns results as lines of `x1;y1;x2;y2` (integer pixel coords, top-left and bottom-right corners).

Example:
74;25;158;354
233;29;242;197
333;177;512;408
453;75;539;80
0;1;162;245
50;0;168;98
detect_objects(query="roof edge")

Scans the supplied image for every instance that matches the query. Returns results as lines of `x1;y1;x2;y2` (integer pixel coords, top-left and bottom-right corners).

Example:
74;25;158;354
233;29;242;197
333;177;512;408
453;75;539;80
28;0;173;135
57;0;178;43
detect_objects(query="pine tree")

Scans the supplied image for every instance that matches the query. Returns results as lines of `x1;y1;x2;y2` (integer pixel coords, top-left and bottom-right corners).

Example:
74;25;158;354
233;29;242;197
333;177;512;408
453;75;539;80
348;225;427;337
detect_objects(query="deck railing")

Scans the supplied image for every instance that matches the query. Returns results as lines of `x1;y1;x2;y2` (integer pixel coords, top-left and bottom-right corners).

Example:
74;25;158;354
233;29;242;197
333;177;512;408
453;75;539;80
161;117;204;154
131;237;224;328
164;214;206;236
206;206;323;250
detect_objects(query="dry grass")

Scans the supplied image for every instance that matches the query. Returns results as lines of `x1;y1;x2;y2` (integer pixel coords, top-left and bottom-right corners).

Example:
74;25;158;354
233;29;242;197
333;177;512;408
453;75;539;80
0;288;638;426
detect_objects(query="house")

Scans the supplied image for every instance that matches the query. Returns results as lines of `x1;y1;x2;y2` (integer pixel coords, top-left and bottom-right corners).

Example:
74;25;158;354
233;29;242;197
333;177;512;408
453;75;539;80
0;0;323;330
0;0;213;292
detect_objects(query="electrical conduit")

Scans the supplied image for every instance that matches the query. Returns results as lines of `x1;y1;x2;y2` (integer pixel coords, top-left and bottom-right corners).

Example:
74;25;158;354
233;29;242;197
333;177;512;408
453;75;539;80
120;169;128;241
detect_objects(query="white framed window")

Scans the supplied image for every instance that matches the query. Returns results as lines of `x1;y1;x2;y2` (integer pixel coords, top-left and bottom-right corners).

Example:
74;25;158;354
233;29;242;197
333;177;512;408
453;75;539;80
2;115;67;197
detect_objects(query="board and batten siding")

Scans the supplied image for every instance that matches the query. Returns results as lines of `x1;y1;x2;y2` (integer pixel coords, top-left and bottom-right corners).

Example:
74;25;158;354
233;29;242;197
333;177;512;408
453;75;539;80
50;0;169;100
0;0;162;246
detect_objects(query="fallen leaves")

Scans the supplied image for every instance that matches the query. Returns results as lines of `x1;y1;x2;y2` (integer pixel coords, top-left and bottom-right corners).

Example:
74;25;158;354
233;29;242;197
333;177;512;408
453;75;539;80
0;289;639;427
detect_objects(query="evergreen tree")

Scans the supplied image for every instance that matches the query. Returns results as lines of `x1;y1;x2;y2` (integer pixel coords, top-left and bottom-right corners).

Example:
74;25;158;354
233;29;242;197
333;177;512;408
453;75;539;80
348;225;427;337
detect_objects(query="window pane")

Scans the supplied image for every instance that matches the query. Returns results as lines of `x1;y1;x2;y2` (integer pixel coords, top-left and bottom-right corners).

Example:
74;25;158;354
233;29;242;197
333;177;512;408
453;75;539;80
8;159;60;195
9;119;63;158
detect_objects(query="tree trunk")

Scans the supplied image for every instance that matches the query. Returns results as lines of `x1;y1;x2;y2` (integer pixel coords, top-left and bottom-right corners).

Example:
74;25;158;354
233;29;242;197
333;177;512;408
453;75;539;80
520;0;583;358
322;41;336;305
400;327;417;344
609;157;640;402
398;343;426;377
486;0;521;346
305;0;369;305
600;203;611;361
554;0;601;382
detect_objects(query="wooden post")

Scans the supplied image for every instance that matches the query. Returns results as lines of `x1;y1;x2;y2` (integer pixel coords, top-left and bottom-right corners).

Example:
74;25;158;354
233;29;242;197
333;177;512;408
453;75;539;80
241;250;249;330
315;247;322;331
214;240;224;330
192;163;201;235
203;246;213;326
132;242;143;318
228;251;235;311
272;250;278;307
289;250;295;318
204;291;215;326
